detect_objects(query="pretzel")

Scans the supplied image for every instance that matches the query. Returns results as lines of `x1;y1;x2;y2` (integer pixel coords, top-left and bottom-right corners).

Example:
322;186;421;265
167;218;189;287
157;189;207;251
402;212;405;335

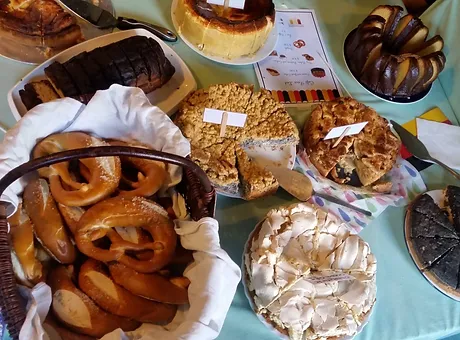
108;262;189;304
8;203;44;287
23;178;76;264
48;265;140;338
78;259;177;323
75;196;177;273
109;141;167;198
32;132;121;207
58;204;86;235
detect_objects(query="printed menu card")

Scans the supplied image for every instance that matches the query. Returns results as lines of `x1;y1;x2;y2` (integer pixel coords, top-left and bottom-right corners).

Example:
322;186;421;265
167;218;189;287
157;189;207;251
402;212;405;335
255;9;342;106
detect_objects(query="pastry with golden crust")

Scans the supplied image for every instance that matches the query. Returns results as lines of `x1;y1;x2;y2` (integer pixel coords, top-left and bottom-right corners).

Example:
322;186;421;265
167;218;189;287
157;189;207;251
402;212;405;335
0;0;83;49
303;98;400;190
175;83;299;199
175;0;275;59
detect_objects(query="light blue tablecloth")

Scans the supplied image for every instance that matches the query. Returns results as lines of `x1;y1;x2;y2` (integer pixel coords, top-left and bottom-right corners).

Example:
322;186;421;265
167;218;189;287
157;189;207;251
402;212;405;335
0;1;459;340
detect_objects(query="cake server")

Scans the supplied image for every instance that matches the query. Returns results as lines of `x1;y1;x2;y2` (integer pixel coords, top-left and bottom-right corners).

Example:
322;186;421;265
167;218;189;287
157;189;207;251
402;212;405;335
266;166;372;216
57;0;177;42
391;120;460;180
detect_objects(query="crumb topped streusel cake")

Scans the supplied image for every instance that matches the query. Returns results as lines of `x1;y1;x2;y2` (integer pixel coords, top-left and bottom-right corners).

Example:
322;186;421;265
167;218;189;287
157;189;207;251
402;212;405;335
175;83;299;200
303;98;400;191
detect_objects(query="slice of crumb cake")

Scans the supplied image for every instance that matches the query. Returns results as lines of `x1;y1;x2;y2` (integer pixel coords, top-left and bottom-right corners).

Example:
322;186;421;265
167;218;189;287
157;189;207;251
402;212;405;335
235;145;278;200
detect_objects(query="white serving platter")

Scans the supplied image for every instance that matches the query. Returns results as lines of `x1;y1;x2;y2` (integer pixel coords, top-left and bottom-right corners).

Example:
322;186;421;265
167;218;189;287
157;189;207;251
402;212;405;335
405;190;460;301
170;0;278;66
8;29;197;120
217;143;296;199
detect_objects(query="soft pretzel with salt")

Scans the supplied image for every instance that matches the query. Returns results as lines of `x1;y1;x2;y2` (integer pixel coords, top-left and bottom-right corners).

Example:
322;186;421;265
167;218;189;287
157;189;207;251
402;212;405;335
48;265;140;338
78;259;177;323
109;262;189;305
75;196;177;273
32;132;121;207
109;140;167;198
23;178;76;264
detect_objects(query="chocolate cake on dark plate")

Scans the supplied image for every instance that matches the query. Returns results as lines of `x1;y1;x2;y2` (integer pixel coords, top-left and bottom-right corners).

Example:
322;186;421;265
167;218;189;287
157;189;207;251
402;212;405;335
407;187;460;293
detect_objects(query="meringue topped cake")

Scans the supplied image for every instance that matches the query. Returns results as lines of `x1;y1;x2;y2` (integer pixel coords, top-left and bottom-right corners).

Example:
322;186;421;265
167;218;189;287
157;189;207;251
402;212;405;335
244;203;376;339
175;0;275;59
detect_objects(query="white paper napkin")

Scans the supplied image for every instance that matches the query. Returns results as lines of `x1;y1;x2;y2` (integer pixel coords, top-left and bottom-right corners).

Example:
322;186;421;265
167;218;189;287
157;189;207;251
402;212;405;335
417;118;460;170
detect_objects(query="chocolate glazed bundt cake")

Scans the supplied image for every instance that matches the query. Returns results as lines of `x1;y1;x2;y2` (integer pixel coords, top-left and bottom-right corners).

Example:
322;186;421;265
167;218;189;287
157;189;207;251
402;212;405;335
345;5;446;98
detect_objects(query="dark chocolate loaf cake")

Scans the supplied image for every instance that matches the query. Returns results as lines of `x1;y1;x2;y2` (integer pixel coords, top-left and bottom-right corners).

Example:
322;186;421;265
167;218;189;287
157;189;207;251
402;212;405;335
20;36;175;111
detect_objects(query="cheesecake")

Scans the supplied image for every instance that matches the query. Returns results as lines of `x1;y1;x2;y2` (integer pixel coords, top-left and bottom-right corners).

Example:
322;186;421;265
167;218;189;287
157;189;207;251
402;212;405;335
174;0;275;59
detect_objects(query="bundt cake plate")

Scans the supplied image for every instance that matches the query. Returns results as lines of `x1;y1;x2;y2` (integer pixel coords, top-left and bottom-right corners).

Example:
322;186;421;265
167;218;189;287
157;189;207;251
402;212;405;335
171;0;278;66
343;29;431;105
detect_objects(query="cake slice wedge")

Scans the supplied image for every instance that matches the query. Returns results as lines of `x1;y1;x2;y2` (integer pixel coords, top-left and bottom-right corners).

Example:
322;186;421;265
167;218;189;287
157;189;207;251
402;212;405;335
394;56;420;96
235;146;278;200
410;210;458;239
391;16;425;52
19;80;60;111
415;35;444;57
412;194;457;234
104;44;137;87
87;47;123;87
429;244;460;289
44;62;80;97
63;56;95;95
399;25;429;53
412;237;458;268
445;186;460;235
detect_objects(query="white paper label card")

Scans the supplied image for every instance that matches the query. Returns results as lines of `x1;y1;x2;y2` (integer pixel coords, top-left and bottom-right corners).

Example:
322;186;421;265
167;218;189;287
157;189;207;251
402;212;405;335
324;122;368;140
305;273;354;284
203;108;247;127
207;0;225;5
207;0;245;9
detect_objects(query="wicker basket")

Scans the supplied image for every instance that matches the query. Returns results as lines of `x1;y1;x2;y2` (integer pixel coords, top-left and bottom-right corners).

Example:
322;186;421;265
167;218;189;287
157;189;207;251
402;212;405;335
0;145;216;340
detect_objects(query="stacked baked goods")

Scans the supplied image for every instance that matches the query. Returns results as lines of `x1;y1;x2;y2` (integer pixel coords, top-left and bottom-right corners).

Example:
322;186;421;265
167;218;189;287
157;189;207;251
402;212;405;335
9;132;191;338
0;0;83;52
174;0;275;59
303;98;401;192
406;186;460;292
175;82;299;200
244;203;376;339
19;36;175;110
344;5;446;98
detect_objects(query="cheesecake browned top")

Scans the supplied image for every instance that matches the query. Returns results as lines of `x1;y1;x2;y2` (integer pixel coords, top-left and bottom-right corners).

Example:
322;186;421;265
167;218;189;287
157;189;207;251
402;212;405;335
185;0;275;33
0;0;81;46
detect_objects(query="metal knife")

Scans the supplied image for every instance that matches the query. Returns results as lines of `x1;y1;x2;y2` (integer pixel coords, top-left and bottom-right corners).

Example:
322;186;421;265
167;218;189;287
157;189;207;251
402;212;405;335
391;120;460;180
57;0;177;42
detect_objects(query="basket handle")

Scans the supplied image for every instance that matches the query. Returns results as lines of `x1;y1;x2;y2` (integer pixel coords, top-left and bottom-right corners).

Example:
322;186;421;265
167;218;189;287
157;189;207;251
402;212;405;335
0;146;215;339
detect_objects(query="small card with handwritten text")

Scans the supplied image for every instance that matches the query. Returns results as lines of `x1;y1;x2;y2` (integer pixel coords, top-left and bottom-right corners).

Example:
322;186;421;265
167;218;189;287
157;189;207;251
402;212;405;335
255;9;342;106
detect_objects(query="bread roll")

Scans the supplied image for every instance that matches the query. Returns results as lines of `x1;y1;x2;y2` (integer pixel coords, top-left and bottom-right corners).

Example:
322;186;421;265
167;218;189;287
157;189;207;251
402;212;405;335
48;265;140;338
79;259;177;323
108;262;189;305
23;178;76;263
